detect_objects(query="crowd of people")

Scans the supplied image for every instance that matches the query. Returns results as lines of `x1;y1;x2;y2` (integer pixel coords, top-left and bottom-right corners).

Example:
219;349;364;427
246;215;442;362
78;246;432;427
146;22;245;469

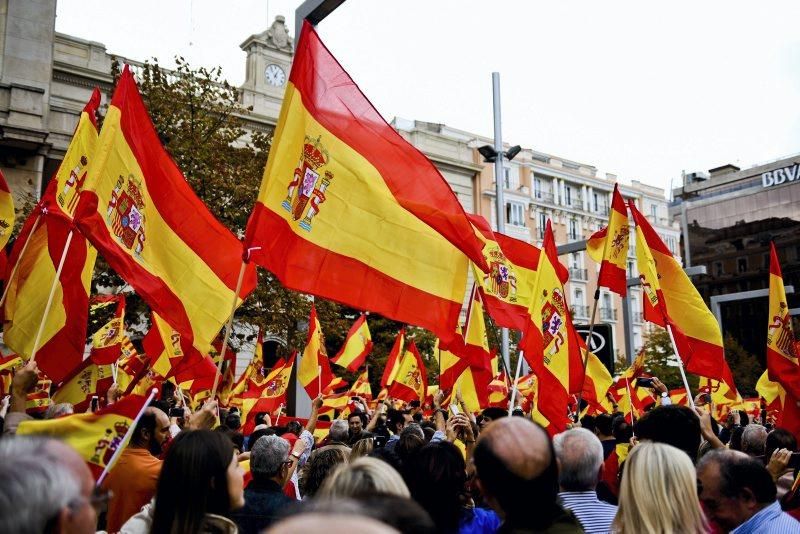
1;362;800;534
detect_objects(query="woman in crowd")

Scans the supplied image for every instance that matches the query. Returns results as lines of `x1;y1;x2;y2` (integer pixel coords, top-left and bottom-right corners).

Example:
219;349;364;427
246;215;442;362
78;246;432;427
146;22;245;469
350;437;374;460
613;442;707;534
299;448;348;499
317;456;410;499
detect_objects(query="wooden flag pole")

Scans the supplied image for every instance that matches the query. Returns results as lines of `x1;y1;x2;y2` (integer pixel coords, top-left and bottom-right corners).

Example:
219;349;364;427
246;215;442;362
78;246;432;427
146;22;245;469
508;350;525;416
96;388;158;486
666;323;696;410
0;212;43;307
317;365;322;397
30;230;75;364
210;259;249;400
625;376;636;438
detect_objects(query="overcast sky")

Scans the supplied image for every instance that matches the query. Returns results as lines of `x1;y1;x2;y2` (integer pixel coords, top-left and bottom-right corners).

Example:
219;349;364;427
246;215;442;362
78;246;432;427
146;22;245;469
55;1;800;197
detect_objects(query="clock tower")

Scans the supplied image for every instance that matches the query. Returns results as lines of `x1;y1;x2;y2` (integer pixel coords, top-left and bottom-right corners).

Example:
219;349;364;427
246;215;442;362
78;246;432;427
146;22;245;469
239;15;294;128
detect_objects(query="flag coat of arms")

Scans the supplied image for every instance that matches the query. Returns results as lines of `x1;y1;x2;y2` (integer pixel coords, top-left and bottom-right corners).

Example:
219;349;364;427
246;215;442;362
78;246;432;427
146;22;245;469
388;340;428;403
586;184;630;296
244;21;487;345
0;169;14;250
73;66;256;355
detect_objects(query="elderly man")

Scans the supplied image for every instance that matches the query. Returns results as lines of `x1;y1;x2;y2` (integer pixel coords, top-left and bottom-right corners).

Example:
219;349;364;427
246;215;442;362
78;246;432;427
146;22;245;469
554;428;617;533
0;436;100;534
233;434;306;534
697;449;799;533
311;419;352;461
741;424;768;457
474;417;583;533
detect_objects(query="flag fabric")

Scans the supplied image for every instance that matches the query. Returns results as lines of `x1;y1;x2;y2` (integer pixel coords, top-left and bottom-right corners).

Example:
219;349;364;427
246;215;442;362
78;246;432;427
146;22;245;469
468;214;540;331
757;370;785;414
143;312;205;380
240;353;296;433
0;353;22;396
52;357;114;412
487;371;510;409
17;393;150;479
243;21;483;345
319;391;350;418
522;221;585;434
766;243;800;397
89;296;126;365
381;329;405;388
629;201;738;400
449;286;493;371
212;340;238;405
586;184;630;296
297;305;333;398
2;92;100;383
580;341;614;413
331;314;373;371
73;66;256;356
0;170;15;250
436;336;468;391
231;331;269;398
388;340;428;403
348;368;373;400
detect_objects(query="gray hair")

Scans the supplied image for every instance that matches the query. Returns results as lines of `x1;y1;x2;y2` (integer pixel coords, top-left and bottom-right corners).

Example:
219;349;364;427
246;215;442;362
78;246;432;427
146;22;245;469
45;402;74;420
0;442;82;534
553;428;604;491
251;434;290;479
400;423;424;440
741;424;768;456
329;420;349;442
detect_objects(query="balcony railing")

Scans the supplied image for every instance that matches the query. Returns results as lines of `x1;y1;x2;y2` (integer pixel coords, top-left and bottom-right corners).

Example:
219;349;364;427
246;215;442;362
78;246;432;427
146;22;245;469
572;305;590;319
533;191;554;203
563;195;583;209
599;307;618;321
569;268;588;281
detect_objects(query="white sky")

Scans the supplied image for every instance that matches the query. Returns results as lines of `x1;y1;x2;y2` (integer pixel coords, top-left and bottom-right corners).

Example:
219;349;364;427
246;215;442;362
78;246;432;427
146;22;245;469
55;1;800;196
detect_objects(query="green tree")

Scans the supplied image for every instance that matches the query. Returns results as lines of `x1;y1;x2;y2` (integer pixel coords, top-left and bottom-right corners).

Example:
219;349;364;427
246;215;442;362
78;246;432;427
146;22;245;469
639;326;699;391
723;334;762;397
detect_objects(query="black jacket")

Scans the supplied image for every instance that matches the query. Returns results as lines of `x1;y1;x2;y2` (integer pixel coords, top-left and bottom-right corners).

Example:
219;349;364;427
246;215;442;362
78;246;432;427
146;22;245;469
231;478;295;534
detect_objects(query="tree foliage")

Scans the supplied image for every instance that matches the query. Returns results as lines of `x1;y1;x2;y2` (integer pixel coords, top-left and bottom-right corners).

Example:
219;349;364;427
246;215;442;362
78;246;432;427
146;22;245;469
639;326;699;391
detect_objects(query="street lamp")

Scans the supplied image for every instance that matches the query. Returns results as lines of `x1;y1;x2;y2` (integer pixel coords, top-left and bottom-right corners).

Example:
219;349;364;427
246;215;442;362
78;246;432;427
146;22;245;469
478;144;522;164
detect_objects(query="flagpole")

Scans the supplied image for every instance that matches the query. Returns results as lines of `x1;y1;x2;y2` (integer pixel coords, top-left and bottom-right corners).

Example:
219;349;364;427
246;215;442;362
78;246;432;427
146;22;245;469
317;365;322;396
0;212;43;307
666;323;696;409
96;388;158;486
625;376;636;437
30;230;75;364
575;292;600;411
210;259;249;400
508;350;524;416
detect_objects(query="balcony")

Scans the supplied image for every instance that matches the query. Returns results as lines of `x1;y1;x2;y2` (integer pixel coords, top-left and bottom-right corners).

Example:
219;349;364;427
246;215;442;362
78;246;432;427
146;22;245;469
572;305;590;319
599;307;617;321
632;311;643;324
563;195;583;209
533;191;554;203
569;268;588;281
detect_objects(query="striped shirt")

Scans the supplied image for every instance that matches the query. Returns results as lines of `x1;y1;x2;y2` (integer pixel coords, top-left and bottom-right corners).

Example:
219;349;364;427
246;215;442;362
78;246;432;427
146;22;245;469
558;491;617;534
731;501;799;534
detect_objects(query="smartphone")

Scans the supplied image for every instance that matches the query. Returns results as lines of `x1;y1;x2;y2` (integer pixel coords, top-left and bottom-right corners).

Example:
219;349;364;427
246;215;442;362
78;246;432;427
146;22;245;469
635;378;654;388
449;404;460;416
789;452;800;470
169;407;184;418
90;395;99;411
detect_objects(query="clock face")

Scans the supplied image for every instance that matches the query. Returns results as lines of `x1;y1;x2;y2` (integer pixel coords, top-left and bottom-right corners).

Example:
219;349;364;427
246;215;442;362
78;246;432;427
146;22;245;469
265;64;286;87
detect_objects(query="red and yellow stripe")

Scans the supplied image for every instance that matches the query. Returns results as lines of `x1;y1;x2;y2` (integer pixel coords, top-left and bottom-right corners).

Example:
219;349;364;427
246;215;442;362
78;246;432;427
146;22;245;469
388;341;428;403
0;170;15;250
766;242;800;397
331;314;373;372
586;184;629;296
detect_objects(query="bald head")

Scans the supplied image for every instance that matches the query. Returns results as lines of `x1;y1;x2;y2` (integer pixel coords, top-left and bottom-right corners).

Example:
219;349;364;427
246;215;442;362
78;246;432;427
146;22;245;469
266;514;398;534
479;416;552;479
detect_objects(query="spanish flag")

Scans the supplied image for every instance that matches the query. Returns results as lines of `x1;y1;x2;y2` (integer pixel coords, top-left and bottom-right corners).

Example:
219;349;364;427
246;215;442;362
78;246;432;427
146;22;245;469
586;184;630;296
468;214;539;331
243;22;484;345
487;371;510;409
319;391;350;418
241;353;295;434
0;170;14;250
766;243;800;396
298;305;333;398
381;328;405;388
331;314;373;372
629;201;738;400
450;286;493;371
231;330;269;398
349;368;373;400
522;221;585;433
580;338;614;414
89;295;126;365
436;335;468;391
388;340;428;403
3;90;100;383
0;353;22;396
17;393;152;479
53;357;114;412
73;66;256;356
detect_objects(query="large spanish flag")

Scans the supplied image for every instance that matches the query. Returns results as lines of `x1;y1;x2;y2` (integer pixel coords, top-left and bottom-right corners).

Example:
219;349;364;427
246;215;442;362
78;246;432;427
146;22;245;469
522;221;584;434
388;340;428;403
297;305;333;398
766;243;800;396
244;22;483;344
3;91;100;383
629;201;738;399
17;393;151;479
0;170;14;250
73;66;256;355
468;214;539;331
586;184;629;296
89;296;126;365
331;314;373;372
241;352;296;434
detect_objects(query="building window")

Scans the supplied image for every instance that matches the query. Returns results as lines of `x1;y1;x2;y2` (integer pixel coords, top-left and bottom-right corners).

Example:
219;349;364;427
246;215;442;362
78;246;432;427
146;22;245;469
650;204;657;219
565;186;573;207
737;257;747;273
503;167;510;189
593;192;599;213
538;212;547;239
714;261;724;276
506;202;525;227
534;177;542;199
568;218;578;240
627;260;635;278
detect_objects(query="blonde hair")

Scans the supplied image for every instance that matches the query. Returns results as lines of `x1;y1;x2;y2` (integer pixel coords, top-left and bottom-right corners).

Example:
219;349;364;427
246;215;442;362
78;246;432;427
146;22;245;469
613;442;708;534
350;437;374;460
317;457;410;499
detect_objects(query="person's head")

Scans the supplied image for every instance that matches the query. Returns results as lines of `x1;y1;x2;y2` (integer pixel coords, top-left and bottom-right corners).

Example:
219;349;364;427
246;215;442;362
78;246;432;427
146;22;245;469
285;420;303;437
386;408;409;435
351;437;375;460
251;434;292;484
478;407;507;430
406;441;467;532
0;437;98;534
130;406;170;456
729;425;745;451
348;411;366;436
329;419;350;443
45;402;74;420
612;416;632;443
614;442;707;533
634;405;701;462
697;449;778;532
216;427;245;454
396;425;425;465
741;424;768;457
764;428;797;463
594;413;614;438
318;457;410;499
474;417;560;529
293;496;436;534
160;380;176;406
265;513;398;534
579;414;596;433
224;411;241;431
151;430;244;533
300;448;349;498
553;428;604;491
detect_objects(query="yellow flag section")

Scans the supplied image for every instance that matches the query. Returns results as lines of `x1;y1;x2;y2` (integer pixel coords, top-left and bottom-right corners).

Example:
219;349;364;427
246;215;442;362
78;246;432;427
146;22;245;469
241;353;296;434
766;242;800;396
381;329;405;389
349;368;373;400
17;394;150;479
388;341;428;403
581;349;614;413
298;305;333;398
89;296;126;365
585;184;629;296
0;170;14;249
52;357;114;412
243;22;474;346
331;314;373;372
73;66;256;356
